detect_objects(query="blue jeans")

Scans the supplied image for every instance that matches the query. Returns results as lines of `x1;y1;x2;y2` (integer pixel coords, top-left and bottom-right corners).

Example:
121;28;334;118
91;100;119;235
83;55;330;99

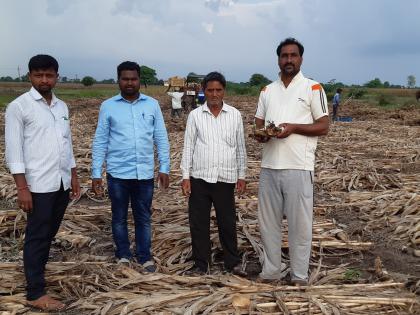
107;174;154;263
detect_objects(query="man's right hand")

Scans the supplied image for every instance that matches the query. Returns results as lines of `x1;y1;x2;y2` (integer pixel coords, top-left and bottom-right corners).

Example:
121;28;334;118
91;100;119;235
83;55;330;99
17;188;33;213
181;179;191;197
92;178;103;196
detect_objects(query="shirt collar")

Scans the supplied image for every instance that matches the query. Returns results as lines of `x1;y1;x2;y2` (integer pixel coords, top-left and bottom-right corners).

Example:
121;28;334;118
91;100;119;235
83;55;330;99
29;87;59;106
115;93;147;103
278;71;304;87
202;102;230;114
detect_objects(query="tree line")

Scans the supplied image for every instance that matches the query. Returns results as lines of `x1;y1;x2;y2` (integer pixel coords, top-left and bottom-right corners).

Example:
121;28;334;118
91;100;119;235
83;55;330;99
0;67;416;90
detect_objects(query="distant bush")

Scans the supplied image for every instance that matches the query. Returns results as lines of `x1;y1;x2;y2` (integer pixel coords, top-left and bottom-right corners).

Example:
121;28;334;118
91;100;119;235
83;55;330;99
81;76;95;87
347;89;367;99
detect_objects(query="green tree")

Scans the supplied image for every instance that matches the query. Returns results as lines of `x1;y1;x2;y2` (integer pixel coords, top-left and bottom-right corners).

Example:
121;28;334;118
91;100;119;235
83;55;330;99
407;75;416;88
0;76;14;82
61;76;68;83
383;81;390;88
81;76;95;86
249;73;271;86
364;78;383;88
140;65;158;86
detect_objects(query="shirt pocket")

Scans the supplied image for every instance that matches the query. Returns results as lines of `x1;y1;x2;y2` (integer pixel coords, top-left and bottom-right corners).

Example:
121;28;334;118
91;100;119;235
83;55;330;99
60;118;71;138
221;128;236;148
142;113;155;127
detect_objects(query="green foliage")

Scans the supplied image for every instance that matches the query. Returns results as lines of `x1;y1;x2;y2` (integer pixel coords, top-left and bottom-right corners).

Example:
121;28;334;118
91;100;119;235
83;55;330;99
323;79;346;101
343;268;362;282
226;81;261;96
0;76;14;82
81;76;96;87
347;88;367;99
249;73;271;86
140;65;158;85
377;94;394;107
364;78;383;88
0;95;17;108
20;74;29;82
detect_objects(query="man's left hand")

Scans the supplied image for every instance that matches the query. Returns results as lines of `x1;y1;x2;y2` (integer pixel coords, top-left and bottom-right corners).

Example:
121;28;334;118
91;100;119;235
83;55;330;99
70;175;81;199
157;172;169;189
236;179;246;195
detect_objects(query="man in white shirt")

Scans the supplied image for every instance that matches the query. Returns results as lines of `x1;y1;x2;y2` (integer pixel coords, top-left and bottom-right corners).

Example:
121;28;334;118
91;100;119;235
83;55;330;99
181;72;247;276
5;55;80;311
167;86;184;118
254;38;329;285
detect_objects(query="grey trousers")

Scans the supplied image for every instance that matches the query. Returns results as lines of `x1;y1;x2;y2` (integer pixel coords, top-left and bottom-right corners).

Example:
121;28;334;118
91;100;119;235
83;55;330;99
258;168;313;281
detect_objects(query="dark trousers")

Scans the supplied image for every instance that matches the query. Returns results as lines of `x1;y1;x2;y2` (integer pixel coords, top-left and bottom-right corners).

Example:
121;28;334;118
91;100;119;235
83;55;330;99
188;177;240;271
332;104;339;121
24;183;69;301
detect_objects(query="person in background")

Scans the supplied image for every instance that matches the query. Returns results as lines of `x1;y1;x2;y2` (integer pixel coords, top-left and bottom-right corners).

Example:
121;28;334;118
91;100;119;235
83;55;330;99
167;86;184;118
5;54;80;311
254;38;329;286
332;88;343;121
181;71;247;276
91;61;170;272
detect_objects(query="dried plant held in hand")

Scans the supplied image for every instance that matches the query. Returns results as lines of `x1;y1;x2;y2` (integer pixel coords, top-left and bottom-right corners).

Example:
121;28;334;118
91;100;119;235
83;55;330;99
265;121;284;137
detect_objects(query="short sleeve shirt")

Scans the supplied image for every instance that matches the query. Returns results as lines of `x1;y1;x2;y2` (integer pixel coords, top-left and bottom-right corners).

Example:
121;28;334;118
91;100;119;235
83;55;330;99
255;71;328;171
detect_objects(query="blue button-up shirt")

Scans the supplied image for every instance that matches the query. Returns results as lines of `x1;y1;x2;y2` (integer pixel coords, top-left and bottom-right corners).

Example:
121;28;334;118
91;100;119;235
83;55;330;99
92;94;170;179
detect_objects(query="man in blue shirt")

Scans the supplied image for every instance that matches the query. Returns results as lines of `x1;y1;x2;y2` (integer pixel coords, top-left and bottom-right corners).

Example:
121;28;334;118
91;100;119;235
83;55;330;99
332;88;342;121
91;61;170;272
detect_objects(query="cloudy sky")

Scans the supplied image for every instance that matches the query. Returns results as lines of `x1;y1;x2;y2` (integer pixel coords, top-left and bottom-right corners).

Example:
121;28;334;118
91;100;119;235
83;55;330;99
1;0;419;85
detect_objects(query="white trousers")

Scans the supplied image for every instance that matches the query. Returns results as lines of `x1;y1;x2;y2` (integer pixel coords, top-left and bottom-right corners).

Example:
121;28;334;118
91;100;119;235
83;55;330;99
258;168;313;281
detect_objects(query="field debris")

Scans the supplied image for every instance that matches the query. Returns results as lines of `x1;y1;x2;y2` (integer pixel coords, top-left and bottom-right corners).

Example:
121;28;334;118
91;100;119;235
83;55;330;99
0;93;419;313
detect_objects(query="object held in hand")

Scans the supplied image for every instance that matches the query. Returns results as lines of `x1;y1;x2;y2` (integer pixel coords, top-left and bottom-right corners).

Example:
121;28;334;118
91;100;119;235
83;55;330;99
252;121;284;138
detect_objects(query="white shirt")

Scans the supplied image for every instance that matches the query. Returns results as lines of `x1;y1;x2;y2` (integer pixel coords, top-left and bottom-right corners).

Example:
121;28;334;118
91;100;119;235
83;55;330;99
255;71;328;171
181;102;247;183
5;87;76;193
167;92;184;109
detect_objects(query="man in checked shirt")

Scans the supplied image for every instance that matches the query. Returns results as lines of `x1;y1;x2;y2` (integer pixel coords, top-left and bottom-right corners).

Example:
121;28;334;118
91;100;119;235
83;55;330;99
181;71;247;276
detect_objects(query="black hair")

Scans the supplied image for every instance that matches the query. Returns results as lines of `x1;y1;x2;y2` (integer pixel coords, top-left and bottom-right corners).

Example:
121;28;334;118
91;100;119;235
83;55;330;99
202;71;226;90
117;61;141;79
28;54;59;73
337;88;343;93
276;37;304;57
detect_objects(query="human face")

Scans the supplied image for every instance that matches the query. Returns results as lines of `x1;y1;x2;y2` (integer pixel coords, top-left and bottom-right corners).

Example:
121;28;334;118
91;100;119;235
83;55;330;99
278;44;303;77
204;80;225;107
118;70;140;99
28;68;58;96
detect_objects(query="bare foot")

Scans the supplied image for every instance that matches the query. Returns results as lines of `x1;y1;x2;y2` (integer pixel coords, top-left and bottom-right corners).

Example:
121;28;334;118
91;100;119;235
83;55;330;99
27;295;65;311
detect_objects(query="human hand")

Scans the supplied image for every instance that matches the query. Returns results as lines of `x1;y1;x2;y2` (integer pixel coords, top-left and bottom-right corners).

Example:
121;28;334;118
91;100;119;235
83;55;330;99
158;173;169;190
236;179;246;195
181;179;191;197
70;176;81;199
92;178;103;196
17;188;33;213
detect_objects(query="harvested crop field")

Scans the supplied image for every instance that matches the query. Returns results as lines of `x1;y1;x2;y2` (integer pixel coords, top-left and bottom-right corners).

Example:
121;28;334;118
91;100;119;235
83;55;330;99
0;89;419;314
